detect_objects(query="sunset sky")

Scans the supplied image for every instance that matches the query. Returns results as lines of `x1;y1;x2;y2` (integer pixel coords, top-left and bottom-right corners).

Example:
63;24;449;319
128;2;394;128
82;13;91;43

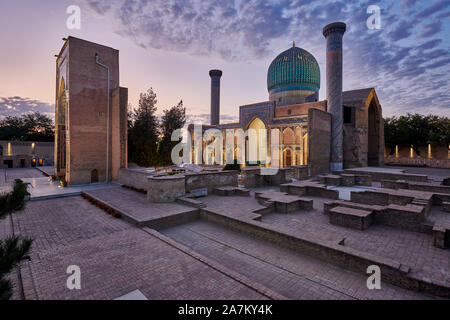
0;0;449;122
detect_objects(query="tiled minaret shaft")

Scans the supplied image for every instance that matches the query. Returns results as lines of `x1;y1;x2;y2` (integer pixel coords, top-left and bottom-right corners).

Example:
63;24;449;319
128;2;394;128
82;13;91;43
209;69;222;125
323;22;346;171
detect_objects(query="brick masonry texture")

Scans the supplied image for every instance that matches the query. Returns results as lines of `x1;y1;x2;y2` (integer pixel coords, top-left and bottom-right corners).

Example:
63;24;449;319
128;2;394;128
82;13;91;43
5;167;450;300
161;220;433;300
11;197;265;299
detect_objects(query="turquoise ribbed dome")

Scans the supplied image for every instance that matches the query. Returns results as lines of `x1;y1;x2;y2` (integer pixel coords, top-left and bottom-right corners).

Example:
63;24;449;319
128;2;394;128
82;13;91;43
267;45;320;94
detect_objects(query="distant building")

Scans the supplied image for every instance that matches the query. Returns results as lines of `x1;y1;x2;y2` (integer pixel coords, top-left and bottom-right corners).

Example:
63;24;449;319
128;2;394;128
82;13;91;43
0;140;54;168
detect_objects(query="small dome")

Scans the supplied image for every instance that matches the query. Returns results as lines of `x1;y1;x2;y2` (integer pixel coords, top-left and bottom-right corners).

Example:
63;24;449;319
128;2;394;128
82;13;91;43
267;45;320;95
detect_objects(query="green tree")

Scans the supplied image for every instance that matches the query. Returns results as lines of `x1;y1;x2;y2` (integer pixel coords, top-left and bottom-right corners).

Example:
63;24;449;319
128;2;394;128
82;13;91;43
128;88;160;166
384;117;399;155
0;179;33;300
0;112;54;142
23;112;54;142
158;100;186;165
428;115;450;149
384;113;450;157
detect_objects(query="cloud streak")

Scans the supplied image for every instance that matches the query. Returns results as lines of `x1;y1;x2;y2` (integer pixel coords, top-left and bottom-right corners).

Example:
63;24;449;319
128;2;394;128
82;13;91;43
0;96;54;119
77;0;450;117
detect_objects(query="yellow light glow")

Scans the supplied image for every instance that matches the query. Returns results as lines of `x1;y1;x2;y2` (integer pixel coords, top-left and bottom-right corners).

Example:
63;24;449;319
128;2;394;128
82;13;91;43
410;146;414;158
395;145;399;158
427;144;431;159
303;133;308;165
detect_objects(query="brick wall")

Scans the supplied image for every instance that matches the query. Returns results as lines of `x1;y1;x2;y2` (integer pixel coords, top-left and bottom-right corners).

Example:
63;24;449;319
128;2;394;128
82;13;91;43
185;170;238;193
118;168;151;191
308;108;331;176
385;156;450;169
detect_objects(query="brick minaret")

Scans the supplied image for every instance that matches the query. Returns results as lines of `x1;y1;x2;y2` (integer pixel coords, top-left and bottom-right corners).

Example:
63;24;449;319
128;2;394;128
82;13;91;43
209;69;222;125
323;22;346;171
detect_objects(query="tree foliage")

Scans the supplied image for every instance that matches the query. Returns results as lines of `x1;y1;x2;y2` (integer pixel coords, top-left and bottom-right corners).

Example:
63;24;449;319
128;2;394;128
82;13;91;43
384;113;450;156
158;100;186;165
128;88;160;166
0;179;33;300
0;112;54;142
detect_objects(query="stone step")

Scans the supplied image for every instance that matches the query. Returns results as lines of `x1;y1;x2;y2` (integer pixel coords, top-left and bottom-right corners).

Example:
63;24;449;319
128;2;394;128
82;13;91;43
323;175;342;186
340;174;355;186
329;206;373;230
324;200;379;215
176;196;206;208
213;186;250;196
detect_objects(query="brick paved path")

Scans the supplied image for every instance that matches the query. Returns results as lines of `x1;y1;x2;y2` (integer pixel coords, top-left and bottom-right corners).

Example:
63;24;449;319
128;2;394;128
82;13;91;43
86;187;194;224
259;197;450;289
11;197;265;300
162;220;436;300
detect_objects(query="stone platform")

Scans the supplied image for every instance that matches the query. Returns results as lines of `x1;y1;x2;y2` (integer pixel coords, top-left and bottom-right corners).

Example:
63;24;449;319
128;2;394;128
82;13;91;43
3;167;450;300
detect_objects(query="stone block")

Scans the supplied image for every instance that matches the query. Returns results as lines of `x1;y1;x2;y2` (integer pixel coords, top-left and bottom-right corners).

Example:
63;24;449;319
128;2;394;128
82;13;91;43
324;174;342;186
323;201;339;215
340;174;355;186
185;170;238;193
147;175;186;203
354;175;372;186
329;206;373;230
190;188;208;197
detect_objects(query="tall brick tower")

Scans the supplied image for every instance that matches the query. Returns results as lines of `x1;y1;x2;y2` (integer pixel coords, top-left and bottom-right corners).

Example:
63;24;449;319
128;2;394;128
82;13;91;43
55;37;128;185
323;22;346;171
209;69;222;125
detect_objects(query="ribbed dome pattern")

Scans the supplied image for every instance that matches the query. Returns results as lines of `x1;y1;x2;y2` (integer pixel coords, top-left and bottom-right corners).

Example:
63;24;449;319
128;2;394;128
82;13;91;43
267;46;320;94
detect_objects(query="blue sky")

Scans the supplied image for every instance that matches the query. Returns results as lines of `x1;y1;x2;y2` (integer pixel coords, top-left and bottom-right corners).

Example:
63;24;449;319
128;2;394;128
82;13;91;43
0;0;449;121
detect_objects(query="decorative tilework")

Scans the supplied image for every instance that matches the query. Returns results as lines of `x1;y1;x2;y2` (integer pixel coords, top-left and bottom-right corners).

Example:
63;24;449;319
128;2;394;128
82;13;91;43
267;47;320;95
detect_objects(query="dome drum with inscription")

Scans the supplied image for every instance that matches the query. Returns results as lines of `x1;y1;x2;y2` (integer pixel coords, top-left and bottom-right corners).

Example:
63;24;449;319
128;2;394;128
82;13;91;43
267;42;320;106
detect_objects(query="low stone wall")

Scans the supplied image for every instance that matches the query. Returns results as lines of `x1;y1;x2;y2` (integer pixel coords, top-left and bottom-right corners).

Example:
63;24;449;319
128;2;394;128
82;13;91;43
351;190;389;205
185;170;238;193
148;175;186;202
199;208;450;298
241;166;309;188
377;205;425;232
344;169;428;182
385;156;450;169
118;168;152;191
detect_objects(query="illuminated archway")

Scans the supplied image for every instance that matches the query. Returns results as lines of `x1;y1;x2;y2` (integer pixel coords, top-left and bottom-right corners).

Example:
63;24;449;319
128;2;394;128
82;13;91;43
303;133;308;165
246;118;266;165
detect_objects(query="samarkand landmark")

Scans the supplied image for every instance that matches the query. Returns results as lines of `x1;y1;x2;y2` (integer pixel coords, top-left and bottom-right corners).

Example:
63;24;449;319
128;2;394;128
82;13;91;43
2;18;448;302
187;22;384;176
53;22;383;185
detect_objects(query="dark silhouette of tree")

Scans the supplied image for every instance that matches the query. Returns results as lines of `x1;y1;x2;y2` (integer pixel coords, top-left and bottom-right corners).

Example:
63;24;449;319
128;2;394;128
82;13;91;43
158;100;186;165
384;114;450;157
0;112;54;142
384;117;399;155
0;179;33;300
128;88;160;166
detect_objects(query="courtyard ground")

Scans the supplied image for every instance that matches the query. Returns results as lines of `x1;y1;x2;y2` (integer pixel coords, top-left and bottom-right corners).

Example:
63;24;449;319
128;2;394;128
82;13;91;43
1;167;449;300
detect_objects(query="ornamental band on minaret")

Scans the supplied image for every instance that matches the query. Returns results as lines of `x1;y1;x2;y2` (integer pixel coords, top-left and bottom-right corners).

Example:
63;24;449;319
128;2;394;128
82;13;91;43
323;22;346;171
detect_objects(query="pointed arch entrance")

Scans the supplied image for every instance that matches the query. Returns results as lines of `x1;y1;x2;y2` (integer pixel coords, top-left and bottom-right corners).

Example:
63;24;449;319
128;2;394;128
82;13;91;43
246;117;266;165
368;101;381;166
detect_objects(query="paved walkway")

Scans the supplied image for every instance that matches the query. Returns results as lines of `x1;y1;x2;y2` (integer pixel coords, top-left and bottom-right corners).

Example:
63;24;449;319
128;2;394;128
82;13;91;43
259;198;450;289
2;167;449;300
12;197;266;300
162;220;435;300
85;187;196;225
